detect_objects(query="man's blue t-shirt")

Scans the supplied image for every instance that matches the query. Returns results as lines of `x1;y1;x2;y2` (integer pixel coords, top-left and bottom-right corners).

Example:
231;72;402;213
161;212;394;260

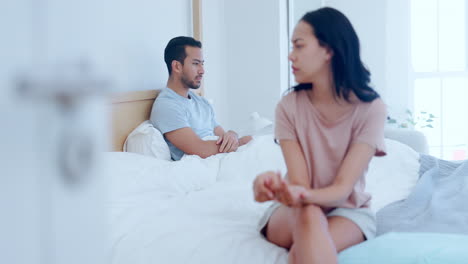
150;87;219;160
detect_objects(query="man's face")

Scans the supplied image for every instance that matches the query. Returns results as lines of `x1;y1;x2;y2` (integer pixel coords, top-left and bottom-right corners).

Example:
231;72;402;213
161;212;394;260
180;46;204;89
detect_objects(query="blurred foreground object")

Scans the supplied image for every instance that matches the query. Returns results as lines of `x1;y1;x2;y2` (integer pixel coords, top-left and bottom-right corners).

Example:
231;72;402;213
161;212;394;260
0;62;110;264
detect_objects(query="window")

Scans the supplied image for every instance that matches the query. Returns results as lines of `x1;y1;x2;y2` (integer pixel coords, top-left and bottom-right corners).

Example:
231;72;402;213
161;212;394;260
411;0;468;160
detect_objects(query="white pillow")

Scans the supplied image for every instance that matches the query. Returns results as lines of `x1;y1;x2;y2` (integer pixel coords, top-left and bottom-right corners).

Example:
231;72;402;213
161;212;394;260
366;138;420;213
123;120;171;161
249;112;273;136
384;127;429;154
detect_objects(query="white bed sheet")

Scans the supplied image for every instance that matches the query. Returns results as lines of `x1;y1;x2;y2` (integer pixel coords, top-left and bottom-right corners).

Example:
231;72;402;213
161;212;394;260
109;182;288;264
103;134;420;264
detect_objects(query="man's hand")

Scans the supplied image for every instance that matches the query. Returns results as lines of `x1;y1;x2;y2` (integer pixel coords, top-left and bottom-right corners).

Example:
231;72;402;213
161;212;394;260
239;135;253;146
216;131;239;153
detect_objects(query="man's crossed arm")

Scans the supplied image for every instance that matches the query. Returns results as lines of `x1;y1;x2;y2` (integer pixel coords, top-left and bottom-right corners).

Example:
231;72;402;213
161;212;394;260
165;126;252;159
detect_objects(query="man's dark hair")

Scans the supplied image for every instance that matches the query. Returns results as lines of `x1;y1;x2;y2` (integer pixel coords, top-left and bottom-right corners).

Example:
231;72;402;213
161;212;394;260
164;36;202;75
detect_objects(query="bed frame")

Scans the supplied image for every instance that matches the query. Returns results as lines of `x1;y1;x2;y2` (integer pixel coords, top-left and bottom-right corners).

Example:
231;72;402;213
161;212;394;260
110;90;160;152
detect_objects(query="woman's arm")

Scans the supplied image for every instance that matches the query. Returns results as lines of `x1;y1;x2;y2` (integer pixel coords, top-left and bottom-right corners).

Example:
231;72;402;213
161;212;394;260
271;142;375;208
261;139;310;206
300;142;375;207
279;139;310;187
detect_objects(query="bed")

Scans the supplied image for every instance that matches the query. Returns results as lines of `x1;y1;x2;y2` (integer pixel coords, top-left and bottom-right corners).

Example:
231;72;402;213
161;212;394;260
104;90;468;264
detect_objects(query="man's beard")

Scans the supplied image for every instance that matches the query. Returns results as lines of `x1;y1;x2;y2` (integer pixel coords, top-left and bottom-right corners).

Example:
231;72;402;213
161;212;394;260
181;75;201;89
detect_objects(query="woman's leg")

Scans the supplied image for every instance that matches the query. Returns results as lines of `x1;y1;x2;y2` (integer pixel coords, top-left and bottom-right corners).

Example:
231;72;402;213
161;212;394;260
265;204;336;264
290;205;337;264
264;205;293;249
265;205;365;264
327;215;365;252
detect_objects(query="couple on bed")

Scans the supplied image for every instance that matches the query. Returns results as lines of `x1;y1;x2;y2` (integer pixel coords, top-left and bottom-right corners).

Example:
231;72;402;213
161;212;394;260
152;7;387;264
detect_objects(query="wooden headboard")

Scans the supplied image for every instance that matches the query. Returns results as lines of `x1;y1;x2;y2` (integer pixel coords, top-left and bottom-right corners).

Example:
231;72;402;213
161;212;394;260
110;90;160;151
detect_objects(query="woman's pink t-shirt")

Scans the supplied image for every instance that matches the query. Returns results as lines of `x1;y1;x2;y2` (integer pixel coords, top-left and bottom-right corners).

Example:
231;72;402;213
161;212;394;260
275;90;387;209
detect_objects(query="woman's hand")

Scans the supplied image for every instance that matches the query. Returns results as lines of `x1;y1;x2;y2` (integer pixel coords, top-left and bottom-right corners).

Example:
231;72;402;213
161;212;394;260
253;171;282;202
271;180;309;207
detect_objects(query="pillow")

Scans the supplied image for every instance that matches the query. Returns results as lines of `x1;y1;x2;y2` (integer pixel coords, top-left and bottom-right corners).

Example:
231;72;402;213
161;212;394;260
384;127;429;154
339;232;468;264
249;112;273;136
366;138;420;213
123;120;171;161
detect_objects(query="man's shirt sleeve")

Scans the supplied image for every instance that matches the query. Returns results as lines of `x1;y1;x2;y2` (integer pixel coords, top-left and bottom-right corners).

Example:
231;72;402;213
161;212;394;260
150;99;190;134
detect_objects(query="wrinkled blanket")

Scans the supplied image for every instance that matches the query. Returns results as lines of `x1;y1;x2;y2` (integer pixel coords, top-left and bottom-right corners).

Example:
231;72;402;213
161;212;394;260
377;155;468;235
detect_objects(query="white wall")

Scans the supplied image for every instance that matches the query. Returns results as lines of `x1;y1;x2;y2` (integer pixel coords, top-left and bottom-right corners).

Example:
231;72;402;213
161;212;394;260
2;0;287;137
326;0;387;99
205;0;396;132
3;0;412;131
291;0;388;99
291;0;414;117
1;0;192;95
385;0;411;117
324;0;411;117
47;0;192;91
203;0;288;132
292;0;322;24
201;0;229;131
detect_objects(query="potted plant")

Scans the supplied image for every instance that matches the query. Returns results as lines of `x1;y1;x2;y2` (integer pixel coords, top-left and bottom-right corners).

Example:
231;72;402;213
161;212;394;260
387;109;436;129
385;109;437;154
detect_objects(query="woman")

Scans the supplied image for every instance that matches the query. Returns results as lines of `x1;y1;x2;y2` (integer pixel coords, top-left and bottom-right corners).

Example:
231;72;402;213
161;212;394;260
253;7;387;264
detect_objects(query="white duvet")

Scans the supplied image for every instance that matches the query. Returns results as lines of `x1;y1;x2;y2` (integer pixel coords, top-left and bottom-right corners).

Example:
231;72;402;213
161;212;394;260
102;135;420;264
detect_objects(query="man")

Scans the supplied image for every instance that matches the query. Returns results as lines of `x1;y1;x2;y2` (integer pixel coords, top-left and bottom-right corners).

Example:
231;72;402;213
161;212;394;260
151;36;252;161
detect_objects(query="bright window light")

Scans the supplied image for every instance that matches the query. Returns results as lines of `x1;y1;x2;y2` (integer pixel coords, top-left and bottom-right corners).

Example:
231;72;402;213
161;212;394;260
411;0;468;160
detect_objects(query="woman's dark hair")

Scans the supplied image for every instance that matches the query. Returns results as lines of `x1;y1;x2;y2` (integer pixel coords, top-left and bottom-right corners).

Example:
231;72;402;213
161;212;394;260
164;36;202;75
293;7;379;102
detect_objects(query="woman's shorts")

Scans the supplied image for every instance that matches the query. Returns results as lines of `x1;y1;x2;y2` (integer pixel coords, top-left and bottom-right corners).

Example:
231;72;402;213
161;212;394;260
257;202;376;240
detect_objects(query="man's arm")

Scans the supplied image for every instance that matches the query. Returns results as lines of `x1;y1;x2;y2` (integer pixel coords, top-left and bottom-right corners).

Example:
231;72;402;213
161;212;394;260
214;126;225;137
165;127;220;159
213;125;240;152
214;126;252;151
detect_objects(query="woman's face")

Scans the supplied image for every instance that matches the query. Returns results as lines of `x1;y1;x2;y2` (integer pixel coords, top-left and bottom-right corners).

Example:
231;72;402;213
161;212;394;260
289;21;332;83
